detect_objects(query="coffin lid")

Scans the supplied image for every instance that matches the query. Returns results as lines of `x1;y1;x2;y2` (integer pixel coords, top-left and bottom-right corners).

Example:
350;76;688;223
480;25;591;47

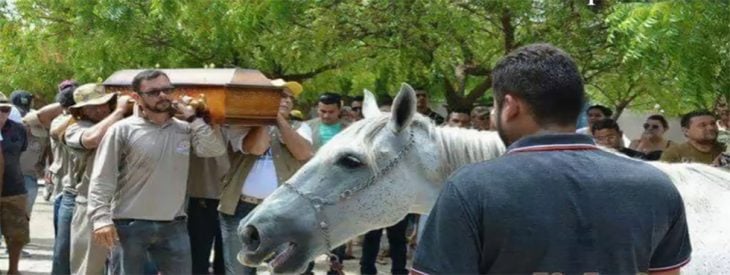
102;68;277;88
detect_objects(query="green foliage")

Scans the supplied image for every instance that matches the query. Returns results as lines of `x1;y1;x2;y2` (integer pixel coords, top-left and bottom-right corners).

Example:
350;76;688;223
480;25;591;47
0;0;728;117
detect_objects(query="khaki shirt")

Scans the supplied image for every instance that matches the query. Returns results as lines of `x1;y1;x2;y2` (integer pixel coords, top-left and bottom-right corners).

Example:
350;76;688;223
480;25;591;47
660;141;725;164
64;120;97;202
88;116;226;230
49;114;74;196
19;110;49;178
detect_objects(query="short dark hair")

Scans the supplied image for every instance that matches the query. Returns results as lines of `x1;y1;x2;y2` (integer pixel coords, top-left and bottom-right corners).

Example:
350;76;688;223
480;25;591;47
351;96;364;103
587;105;613;117
132;70;169;93
56;80;78;108
681;110;715;128
318;92;342;108
449;108;471;116
647;114;669;129
591;118;621;134
492;43;585;126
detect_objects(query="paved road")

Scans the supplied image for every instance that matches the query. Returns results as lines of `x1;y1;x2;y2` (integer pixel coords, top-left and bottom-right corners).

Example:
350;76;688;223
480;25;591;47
1;187;409;274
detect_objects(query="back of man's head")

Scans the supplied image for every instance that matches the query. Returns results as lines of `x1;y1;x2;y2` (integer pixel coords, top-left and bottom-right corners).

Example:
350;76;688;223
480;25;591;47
492;43;585;127
681;110;715;128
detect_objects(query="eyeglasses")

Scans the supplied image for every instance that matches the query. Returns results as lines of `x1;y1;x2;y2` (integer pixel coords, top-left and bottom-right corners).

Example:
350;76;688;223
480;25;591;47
0;107;11;113
140;87;175;97
643;123;660;130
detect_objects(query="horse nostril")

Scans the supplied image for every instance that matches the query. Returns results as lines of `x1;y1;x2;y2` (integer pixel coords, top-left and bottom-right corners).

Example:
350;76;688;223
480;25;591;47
242;225;261;251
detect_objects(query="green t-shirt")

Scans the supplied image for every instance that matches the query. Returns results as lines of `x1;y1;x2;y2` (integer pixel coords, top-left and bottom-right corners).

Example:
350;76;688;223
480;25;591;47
319;122;343;146
659;141;725;164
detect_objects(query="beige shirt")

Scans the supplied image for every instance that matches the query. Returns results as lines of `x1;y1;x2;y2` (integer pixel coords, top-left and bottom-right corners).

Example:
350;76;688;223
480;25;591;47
20;110;48;178
49;114;74;196
88;116;226;230
64;120;97;202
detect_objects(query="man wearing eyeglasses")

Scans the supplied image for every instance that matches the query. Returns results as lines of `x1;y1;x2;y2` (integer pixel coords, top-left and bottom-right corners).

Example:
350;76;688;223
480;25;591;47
88;70;226;274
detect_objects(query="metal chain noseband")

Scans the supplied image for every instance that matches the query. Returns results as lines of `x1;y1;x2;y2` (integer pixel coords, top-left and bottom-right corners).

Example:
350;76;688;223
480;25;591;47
283;129;416;250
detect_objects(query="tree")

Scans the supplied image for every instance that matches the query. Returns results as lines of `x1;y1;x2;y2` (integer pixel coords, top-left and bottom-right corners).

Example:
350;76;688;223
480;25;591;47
1;0;728;118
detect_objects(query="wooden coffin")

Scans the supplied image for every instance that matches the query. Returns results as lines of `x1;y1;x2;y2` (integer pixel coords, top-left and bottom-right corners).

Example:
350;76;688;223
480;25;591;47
103;68;283;125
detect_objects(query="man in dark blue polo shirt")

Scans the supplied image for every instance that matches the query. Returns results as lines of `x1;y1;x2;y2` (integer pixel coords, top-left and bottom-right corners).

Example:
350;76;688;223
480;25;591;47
413;44;691;274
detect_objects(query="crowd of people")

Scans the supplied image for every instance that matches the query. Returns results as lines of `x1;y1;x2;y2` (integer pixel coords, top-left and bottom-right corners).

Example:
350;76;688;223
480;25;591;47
0;48;728;275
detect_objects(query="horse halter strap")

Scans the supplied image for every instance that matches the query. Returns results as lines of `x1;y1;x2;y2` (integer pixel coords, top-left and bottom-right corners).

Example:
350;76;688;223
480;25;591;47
283;129;416;250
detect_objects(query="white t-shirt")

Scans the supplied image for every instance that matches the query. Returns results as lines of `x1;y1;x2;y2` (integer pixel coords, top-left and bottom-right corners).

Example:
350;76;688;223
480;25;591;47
226;124;312;199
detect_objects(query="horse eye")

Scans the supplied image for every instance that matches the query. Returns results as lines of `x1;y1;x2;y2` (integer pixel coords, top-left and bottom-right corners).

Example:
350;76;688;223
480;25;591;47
337;155;363;169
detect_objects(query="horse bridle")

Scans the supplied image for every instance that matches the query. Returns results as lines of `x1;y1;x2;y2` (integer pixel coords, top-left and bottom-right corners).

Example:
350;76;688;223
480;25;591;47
282;129;416;251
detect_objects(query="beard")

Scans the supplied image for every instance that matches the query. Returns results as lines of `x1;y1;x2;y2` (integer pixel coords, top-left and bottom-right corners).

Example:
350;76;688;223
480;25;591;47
143;99;173;114
494;106;512;147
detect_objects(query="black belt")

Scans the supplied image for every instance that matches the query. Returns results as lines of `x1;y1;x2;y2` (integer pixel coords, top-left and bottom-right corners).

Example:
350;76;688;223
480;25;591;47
114;216;186;223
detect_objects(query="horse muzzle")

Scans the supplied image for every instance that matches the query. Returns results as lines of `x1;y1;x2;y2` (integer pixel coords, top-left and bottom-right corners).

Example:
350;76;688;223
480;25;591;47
237;192;325;273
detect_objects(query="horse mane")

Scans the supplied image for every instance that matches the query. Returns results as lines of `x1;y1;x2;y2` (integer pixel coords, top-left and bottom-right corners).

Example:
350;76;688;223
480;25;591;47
432;123;506;175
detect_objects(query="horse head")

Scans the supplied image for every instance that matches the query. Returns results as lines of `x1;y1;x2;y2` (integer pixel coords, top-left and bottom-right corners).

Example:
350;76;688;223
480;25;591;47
237;84;447;273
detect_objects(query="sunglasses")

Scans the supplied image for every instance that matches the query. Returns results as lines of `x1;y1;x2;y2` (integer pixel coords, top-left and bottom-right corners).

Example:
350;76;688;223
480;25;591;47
643;123;661;130
0;106;11;113
140;87;175;97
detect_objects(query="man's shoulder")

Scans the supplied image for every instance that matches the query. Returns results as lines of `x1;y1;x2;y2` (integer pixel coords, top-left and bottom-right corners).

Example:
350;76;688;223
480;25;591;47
666;141;691;152
50;114;72;128
448;157;528;191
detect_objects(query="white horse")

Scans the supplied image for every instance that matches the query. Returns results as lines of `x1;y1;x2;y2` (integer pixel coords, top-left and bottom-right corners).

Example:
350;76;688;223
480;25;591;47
239;84;730;274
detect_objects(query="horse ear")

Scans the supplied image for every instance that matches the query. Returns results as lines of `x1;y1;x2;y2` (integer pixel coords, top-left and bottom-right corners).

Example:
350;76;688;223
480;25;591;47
389;83;416;133
362;89;381;119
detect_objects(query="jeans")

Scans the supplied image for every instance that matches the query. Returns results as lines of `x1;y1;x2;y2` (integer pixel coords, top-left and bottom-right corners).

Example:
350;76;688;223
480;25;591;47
360;216;409;275
24;176;38;216
219;201;258;275
51;191;76;275
114;218;192;275
53;194;62;236
188;198;225;274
